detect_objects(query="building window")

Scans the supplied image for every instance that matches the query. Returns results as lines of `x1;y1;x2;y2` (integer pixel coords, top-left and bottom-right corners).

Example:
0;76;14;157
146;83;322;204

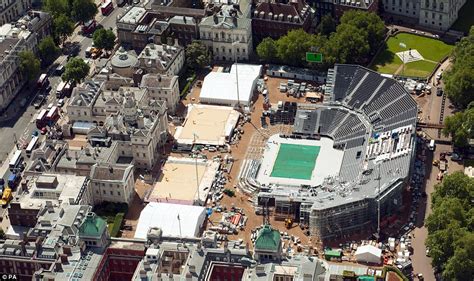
118;191;121;196
439;14;442;20
103;190;106;194
440;2;443;11
425;0;429;8
110;191;113;195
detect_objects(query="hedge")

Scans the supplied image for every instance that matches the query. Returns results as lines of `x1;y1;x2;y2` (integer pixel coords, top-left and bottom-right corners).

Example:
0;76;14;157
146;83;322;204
109;212;125;237
180;73;196;98
380;266;409;281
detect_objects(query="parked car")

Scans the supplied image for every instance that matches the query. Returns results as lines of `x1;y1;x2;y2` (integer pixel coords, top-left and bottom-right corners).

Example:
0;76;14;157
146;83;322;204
57;99;65;107
55;65;65;75
436;87;443;96
451;153;463;162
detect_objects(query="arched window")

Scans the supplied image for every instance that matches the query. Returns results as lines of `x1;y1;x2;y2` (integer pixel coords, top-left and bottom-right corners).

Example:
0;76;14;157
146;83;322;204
425;0;429;8
440;2;444;11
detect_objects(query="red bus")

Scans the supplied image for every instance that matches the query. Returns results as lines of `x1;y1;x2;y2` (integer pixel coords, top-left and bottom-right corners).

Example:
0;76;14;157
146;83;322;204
46;106;60;124
37;73;49;89
36;109;48;129
82;20;96;34
101;0;114;15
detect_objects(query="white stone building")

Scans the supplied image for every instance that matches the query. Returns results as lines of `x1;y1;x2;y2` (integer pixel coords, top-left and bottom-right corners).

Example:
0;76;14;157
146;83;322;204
0;0;31;25
139;73;179;114
199;5;253;61
134;43;184;76
90;163;135;204
382;0;466;31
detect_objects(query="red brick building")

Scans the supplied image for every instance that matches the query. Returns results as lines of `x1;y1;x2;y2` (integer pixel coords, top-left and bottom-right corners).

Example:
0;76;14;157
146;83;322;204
93;241;145;281
251;0;314;45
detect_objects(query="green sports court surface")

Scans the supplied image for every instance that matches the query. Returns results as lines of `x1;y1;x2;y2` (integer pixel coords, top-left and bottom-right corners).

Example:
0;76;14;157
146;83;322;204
270;144;320;180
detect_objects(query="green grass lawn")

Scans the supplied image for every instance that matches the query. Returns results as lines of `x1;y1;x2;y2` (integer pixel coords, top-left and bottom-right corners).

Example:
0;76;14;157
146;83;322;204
371;32;454;77
451;1;474;34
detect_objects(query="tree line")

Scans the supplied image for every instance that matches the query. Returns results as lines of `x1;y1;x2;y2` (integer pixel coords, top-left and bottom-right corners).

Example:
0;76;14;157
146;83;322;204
425;172;474;280
443;26;474;148
256;11;386;69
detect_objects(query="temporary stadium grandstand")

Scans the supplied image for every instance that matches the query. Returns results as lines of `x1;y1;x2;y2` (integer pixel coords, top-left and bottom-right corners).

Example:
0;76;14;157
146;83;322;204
239;64;418;241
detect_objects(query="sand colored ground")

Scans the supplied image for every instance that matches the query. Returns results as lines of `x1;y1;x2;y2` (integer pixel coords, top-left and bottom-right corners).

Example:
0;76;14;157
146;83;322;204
175;104;239;146
148;161;206;203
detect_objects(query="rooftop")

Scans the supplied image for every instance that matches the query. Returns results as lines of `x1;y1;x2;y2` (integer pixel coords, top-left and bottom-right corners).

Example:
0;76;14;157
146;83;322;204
79;213;107;238
254;225;281;252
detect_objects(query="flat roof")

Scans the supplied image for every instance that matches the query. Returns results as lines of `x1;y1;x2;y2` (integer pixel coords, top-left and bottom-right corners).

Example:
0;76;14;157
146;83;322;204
174;104;240;146
146;157;220;204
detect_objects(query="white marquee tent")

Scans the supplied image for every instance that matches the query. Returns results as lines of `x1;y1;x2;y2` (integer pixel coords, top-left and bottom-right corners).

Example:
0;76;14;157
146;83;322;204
134;202;206;239
354;245;382;264
199;63;262;107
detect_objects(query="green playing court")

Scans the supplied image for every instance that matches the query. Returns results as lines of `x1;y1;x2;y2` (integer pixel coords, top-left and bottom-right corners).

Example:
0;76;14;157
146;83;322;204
270;144;320;180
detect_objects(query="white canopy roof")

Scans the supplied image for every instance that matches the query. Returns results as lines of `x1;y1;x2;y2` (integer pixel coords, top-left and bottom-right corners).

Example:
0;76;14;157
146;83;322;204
354;244;382;264
134;203;206;239
199;63;262;106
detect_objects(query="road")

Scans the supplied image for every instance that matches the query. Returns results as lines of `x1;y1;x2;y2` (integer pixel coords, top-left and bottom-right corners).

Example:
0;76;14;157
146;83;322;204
0;4;126;180
408;58;462;280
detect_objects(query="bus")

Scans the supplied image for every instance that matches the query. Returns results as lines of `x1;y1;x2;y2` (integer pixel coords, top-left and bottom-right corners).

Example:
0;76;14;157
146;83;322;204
46;106;60;124
101;0;114;15
36;109;48;129
26;136;39;156
9;150;23;171
37;73;49;89
56;81;66;98
82;19;96;34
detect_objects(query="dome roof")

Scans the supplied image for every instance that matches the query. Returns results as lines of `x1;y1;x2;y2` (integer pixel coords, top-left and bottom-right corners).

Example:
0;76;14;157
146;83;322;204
111;47;138;68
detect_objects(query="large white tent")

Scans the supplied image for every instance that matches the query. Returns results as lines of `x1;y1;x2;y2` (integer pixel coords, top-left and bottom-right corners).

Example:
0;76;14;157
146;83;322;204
354;245;382;264
134;203;206;239
199;63;262;107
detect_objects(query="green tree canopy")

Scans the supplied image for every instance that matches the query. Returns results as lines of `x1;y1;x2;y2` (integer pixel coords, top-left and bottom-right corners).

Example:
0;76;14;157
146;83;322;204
19;51;40;82
425;172;474;280
72;0;98;23
62;57;90;84
324;24;370;65
53;14;75;45
275;29;326;66
185;41;211;70
316;14;336;36
444;26;474;108
43;0;70;18
256;37;277;63
38;36;60;66
442;107;474;148
92;28;116;51
339;10;386;52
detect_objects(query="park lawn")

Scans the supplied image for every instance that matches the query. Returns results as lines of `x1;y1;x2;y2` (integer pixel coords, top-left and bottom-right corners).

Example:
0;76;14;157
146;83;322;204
451;1;474;34
402;60;438;77
371;32;453;77
387;32;454;62
371;49;402;74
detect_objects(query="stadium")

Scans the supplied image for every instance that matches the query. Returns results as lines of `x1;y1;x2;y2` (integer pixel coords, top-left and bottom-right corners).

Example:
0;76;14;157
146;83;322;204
239;64;418;241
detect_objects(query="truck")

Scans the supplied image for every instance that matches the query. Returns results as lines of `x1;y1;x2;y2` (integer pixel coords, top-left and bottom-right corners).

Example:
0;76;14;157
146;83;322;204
8;173;20;189
100;0;114;15
82;19;96;35
0;187;12;206
439;160;447;172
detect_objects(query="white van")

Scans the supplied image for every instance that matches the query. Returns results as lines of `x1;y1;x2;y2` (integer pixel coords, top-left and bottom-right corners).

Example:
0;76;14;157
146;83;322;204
428;139;435;151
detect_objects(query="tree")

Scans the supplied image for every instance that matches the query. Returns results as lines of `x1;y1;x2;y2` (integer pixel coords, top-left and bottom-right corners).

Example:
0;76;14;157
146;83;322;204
72;0;98;23
275;29;326;66
43;0;69;18
442;107;474;148
324;24;370;65
316;14;336;36
53;14;75;45
256;38;277;62
38;36;60;66
425;172;474;279
339;10;386;53
185;41;211;70
93;28;116;51
444;26;474;108
0;228;5;240
62;57;90;84
19;51;40;82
